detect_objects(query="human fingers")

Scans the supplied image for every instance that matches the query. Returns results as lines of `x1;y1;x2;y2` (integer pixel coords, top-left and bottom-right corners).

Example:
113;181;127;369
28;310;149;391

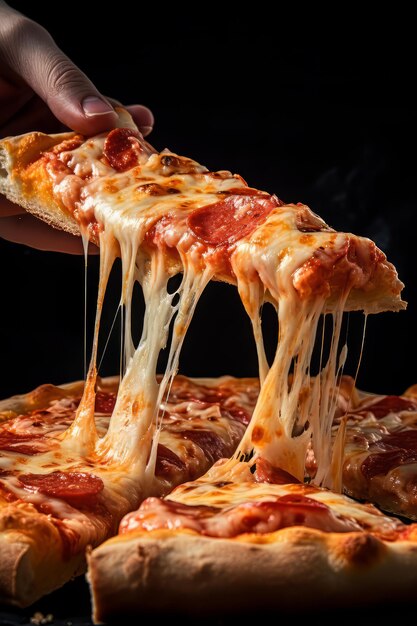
125;105;154;136
106;98;154;136
0;6;153;136
0;8;115;134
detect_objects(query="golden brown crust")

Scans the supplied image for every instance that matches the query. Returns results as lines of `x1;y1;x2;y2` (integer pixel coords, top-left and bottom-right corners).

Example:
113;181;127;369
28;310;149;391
0;374;250;607
88;527;417;619
0;503;86;607
0;132;80;237
0;376;119;606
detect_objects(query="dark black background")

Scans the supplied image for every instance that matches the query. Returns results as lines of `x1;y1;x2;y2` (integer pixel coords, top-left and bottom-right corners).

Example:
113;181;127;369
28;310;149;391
1;5;416;399
0;5;416;625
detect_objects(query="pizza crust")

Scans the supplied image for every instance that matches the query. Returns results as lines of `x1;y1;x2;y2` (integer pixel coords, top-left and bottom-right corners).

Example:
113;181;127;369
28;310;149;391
0;503;86;607
0;132;81;237
0;377;118;607
0;107;140;243
0;375;253;607
88;528;417;620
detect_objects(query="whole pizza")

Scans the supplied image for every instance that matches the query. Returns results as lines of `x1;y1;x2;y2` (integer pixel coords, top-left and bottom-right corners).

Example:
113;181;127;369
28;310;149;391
0;108;415;622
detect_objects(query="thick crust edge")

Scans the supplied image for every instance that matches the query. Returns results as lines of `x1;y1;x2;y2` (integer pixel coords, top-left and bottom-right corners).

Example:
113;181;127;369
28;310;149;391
0;521;86;607
0;133;80;237
88;528;417;620
0;376;121;606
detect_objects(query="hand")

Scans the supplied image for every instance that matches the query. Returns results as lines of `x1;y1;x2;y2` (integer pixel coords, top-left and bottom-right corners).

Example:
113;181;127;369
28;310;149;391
0;1;154;253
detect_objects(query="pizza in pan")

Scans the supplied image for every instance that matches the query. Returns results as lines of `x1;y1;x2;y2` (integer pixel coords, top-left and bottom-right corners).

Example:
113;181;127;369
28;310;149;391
0;107;410;618
0;375;255;606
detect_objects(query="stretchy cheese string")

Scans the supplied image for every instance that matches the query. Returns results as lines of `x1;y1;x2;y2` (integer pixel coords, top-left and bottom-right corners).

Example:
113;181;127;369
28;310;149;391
62;230;116;455
53;131;380;491
70;223;356;490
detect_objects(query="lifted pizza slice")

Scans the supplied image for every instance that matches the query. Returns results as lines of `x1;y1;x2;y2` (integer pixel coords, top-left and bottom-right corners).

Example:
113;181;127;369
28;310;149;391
0;109;405;490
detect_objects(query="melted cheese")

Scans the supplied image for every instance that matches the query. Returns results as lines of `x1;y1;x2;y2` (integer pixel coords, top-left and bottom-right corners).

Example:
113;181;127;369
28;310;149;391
0;111;406;551
165;457;402;535
47;118;406;492
0;374;256;547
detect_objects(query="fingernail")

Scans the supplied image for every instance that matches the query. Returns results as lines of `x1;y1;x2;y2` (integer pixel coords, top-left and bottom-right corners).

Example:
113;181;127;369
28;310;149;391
141;125;153;137
82;97;115;117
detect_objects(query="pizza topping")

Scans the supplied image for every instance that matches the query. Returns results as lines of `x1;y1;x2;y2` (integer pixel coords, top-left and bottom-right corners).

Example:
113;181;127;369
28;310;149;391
254;458;300;485
94;391;116;414
187;194;280;247
358;396;417;419
155;444;187;479
120;492;363;537
361;449;417;479
183;430;229;464
0;431;51;456
18;471;104;507
221;187;270;197
103;128;143;172
119;497;217;534
295;205;333;233
382;430;417;450
159;154;203;176
361;430;417;479
138;183;180;196
224;406;251;425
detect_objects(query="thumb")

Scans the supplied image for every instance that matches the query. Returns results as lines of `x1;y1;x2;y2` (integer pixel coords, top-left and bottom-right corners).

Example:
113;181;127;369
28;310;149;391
4;14;119;134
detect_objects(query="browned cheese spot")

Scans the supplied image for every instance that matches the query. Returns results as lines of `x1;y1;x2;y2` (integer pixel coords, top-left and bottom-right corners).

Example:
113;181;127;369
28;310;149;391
299;234;313;245
252;426;265;443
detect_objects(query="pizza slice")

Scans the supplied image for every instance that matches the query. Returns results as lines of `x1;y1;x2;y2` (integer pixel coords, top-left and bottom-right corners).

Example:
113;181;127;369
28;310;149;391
0;374;255;606
88;455;417;620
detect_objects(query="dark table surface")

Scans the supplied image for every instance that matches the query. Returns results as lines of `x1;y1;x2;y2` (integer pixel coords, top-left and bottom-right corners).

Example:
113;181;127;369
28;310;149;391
0;578;92;626
1;575;417;626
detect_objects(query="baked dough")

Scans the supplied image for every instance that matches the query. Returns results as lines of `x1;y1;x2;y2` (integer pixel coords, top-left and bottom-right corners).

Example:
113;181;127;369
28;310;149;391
88;527;417;619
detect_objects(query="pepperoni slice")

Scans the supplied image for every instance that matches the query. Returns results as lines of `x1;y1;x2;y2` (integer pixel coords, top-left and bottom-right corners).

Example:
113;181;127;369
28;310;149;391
361;431;417;479
95;391;116;414
359;396;417;419
361;449;417;479
382;430;417;451
0;432;46;456
18;471;104;507
103;128;142;172
225;406;251;425
155;444;186;479
277;494;328;509
207;497;361;536
254;457;300;485
183;430;228;463
130;493;360;537
187;193;281;247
